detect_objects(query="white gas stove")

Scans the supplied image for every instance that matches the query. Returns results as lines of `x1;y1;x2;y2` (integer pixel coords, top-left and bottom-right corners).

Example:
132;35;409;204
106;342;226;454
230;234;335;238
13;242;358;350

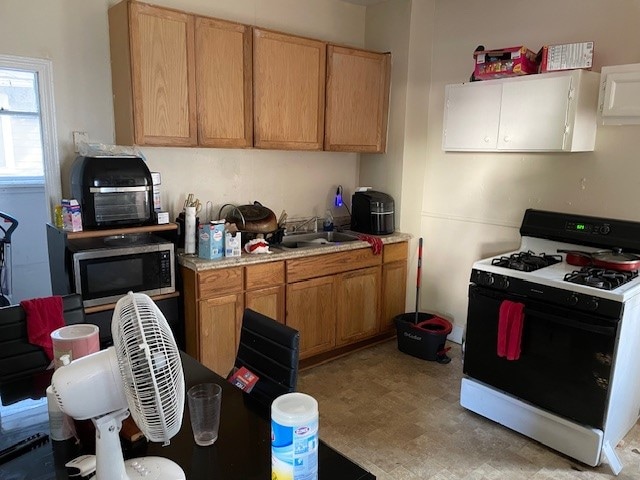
461;209;640;475
472;236;640;303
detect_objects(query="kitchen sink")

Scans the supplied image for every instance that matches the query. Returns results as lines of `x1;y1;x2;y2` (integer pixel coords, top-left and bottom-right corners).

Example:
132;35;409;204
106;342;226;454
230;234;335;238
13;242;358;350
278;231;361;249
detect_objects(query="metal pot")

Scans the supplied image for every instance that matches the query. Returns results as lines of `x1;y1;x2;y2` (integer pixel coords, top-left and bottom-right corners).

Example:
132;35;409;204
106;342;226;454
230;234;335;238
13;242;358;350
220;202;278;234
558;248;640;271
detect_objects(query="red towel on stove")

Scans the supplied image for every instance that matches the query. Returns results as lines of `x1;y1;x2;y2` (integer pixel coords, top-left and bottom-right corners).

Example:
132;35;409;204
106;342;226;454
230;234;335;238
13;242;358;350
20;295;65;361
497;300;525;361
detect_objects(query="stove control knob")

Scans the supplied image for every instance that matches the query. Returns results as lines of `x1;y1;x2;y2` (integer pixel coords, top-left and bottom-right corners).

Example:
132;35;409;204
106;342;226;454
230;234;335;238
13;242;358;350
568;293;579;306
586;297;599;311
497;276;510;290
600;224;611;235
482;273;495;286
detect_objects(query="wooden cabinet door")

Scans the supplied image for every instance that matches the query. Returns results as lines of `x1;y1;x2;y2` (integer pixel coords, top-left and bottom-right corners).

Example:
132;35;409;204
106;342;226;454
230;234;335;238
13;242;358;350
325;46;391;153
335;266;380;346
195;17;252;147
198;293;243;377
286;276;335;358
245;285;285;323
381;242;408;332
253;28;326;150
127;3;197;145
381;261;408;332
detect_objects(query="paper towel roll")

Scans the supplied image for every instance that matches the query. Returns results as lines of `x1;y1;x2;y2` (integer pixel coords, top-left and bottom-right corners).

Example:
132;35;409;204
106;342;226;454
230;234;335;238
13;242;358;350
51;324;100;369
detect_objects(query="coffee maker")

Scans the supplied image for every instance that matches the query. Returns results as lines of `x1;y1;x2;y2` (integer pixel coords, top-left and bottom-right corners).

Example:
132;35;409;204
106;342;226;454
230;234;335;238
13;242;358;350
350;190;395;235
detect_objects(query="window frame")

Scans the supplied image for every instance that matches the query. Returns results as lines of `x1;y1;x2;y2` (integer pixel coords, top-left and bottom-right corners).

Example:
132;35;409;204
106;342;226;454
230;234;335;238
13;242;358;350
0;54;61;219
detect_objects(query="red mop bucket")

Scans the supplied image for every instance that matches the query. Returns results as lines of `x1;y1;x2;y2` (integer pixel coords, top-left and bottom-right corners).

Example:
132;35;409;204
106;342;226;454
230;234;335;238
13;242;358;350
395;237;453;363
395;313;452;362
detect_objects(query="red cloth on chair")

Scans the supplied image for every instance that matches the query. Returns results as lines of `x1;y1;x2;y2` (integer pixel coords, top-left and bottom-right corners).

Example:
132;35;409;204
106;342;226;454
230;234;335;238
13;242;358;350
497;300;525;361
20;296;65;361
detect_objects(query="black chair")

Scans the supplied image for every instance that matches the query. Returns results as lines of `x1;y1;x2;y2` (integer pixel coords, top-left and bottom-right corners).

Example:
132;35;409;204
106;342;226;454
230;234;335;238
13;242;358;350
232;309;300;410
0;294;86;382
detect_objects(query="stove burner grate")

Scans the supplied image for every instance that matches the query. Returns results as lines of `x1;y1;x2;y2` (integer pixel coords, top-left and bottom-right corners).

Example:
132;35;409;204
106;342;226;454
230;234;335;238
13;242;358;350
491;250;563;272
564;267;639;290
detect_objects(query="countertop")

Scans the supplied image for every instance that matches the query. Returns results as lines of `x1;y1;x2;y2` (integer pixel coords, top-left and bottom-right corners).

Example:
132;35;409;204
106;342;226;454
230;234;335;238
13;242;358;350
178;231;412;272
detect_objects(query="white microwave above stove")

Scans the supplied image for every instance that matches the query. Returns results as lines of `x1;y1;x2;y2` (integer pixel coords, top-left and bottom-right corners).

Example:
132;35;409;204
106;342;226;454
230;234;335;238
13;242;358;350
68;233;175;308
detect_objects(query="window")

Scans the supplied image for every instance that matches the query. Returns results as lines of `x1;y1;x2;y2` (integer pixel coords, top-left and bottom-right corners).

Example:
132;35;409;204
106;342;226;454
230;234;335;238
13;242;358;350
0;54;61;216
0;68;44;182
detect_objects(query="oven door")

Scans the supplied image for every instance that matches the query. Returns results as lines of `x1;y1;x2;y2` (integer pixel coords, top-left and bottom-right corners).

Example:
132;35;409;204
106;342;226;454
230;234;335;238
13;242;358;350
463;284;619;429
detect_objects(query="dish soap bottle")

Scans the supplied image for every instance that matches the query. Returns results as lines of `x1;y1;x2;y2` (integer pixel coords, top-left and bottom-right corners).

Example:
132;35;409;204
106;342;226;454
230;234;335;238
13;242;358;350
323;210;334;232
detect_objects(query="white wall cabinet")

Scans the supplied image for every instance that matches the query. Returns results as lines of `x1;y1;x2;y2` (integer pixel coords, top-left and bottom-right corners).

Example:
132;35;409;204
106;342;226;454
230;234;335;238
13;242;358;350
598;64;640;125
443;70;600;152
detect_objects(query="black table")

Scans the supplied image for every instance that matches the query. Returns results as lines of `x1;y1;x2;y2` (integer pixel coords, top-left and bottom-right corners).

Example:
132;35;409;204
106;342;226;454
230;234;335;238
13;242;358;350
0;352;375;479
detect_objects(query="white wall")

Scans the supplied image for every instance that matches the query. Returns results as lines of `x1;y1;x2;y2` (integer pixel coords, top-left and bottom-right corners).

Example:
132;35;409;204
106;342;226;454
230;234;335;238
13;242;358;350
361;0;436;321
0;0;367;225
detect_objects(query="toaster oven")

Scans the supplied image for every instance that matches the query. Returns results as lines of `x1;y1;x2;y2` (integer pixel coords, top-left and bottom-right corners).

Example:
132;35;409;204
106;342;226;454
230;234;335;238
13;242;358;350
70;155;154;229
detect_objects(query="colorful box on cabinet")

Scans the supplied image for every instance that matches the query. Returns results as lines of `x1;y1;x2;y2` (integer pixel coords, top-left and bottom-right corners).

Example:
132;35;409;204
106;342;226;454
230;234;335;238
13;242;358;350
473;46;539;80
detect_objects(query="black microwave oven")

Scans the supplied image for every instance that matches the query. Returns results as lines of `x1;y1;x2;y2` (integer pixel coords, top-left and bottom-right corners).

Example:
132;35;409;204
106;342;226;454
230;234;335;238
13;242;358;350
67;234;175;308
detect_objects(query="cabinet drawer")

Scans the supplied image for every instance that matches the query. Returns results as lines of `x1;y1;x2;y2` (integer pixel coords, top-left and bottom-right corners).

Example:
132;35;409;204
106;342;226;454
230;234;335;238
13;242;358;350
287;248;381;283
245;261;285;290
198;267;243;299
383;242;408;264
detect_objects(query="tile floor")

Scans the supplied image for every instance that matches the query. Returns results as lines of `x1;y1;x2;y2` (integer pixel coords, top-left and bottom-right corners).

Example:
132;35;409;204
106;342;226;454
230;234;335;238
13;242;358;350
298;340;640;480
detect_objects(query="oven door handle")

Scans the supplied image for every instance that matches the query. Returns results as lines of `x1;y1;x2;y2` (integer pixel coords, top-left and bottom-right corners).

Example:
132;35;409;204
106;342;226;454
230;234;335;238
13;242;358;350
525;308;617;336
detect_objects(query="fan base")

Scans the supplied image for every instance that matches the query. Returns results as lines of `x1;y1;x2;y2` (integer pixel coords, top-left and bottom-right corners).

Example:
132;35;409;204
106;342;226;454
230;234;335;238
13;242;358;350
124;456;185;480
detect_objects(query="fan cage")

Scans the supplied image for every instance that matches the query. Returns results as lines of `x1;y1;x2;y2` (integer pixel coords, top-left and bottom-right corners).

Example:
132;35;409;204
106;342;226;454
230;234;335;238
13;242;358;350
112;293;184;444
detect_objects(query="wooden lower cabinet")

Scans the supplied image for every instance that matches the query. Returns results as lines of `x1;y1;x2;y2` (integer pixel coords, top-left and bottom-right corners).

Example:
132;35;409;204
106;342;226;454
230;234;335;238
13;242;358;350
286;276;336;359
381;261;408;332
184;242;408;369
380;242;408;332
245;285;285;323
335;266;380;346
198;293;243;377
244;261;285;322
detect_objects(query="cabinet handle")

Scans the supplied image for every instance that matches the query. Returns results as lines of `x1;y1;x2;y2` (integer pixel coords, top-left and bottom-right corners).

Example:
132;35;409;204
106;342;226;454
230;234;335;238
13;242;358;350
484;136;491;143
503;136;510;143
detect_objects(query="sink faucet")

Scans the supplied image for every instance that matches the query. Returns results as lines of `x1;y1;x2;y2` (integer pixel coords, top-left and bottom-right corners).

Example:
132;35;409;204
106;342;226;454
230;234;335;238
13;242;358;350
291;216;318;233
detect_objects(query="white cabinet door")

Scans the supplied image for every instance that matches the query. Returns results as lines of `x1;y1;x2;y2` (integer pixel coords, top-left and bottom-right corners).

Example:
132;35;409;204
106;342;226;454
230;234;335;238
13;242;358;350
442;82;502;151
498;75;572;151
443;70;598;152
599;64;640;125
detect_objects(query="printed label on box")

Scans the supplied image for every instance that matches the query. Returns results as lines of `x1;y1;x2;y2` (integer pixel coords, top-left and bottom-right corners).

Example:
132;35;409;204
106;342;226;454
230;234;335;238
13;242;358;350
225;231;242;257
228;366;259;392
61;199;83;232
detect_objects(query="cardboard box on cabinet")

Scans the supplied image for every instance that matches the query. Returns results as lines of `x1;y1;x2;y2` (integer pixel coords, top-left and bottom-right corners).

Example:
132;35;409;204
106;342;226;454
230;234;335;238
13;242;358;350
473;46;539;80
538;41;594;73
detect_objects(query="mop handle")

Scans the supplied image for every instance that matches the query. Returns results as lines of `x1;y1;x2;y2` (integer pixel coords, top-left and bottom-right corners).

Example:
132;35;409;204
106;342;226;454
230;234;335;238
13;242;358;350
415;238;423;320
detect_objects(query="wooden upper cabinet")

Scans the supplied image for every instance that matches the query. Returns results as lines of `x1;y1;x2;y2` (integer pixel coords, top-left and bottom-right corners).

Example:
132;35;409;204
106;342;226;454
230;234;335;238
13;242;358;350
109;1;197;146
253;28;326;150
195;17;253;148
325;45;391;153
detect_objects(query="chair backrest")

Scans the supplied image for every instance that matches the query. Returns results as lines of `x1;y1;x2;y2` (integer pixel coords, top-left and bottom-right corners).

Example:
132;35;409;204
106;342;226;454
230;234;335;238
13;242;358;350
0;294;86;382
234;309;300;409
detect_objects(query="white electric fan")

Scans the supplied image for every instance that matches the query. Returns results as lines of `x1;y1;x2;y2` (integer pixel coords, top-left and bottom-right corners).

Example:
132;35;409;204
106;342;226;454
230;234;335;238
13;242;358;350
51;292;186;480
